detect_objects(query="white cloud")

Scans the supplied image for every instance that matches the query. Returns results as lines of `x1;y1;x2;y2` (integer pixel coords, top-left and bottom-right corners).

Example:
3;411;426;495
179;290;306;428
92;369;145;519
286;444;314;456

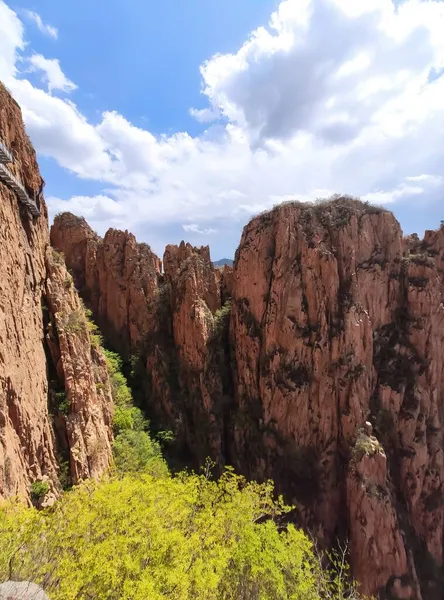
0;0;24;81
8;78;113;178
28;54;77;94
189;107;221;123
1;0;444;254
182;223;217;235
199;0;443;145
362;174;444;205
24;10;58;39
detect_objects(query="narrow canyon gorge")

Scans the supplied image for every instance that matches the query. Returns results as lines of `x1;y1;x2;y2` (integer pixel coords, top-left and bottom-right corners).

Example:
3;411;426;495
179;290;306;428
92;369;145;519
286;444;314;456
2;82;444;599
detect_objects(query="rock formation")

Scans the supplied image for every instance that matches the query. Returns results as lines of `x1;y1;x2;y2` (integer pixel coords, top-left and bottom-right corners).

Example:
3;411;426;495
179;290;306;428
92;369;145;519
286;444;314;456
51;218;230;466
52;198;444;599
230;200;444;599
0;83;113;505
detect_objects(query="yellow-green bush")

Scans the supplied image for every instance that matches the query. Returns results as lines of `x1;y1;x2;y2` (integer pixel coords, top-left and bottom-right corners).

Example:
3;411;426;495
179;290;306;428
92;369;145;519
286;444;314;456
0;472;323;600
0;310;367;600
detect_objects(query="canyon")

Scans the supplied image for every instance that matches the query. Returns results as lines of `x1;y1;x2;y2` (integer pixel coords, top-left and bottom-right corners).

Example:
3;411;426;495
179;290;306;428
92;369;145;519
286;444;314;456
51;202;444;600
1;81;444;599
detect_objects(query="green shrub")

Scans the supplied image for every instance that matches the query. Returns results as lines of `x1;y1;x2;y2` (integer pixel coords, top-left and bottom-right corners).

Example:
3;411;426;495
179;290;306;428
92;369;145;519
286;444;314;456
58;459;71;491
408;253;435;268
85;309;103;347
112;431;167;476
212;301;231;337
101;347;168;475
104;349;133;408
30;481;49;501
62;308;87;334
113;405;147;435
352;432;384;461
55;391;70;416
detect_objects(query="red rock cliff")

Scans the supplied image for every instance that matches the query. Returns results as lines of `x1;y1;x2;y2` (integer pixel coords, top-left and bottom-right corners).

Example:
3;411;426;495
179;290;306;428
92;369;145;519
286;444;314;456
230;199;444;599
51;221;230;466
51;197;444;598
0;84;113;504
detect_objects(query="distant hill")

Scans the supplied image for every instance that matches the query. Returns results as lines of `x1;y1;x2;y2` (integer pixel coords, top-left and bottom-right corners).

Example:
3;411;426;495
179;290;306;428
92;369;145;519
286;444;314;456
213;258;233;267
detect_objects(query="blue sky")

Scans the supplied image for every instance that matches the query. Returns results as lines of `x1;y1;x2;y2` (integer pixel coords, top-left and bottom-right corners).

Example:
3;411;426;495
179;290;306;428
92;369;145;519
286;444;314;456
11;0;279;242
1;0;443;259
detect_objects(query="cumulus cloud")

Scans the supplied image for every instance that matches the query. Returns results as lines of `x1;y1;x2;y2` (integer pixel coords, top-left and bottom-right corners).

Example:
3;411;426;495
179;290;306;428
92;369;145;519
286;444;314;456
8;78;113;178
0;0;24;80
182;224;217;235
24;10;58;39
28;54;77;94
1;0;444;255
199;0;443;145
189;107;221;123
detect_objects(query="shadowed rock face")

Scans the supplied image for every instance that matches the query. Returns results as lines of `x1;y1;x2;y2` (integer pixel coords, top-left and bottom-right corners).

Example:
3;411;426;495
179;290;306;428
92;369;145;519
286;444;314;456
51;195;444;597
0;84;113;504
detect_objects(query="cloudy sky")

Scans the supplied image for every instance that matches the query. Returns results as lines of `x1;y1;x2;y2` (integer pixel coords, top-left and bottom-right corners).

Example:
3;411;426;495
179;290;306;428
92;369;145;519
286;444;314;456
1;0;443;259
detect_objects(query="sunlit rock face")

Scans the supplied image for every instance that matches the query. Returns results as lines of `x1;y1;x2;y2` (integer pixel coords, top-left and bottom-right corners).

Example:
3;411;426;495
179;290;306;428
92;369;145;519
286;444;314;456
0;83;113;504
52;191;444;597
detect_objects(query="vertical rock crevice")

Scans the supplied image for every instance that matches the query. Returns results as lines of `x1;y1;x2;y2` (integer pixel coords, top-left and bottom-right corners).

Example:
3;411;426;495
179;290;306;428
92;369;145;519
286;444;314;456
0;83;114;505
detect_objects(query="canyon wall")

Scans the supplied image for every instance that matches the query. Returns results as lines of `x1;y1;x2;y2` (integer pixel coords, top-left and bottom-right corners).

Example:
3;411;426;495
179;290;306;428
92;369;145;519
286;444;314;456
52;199;444;599
229;200;444;599
51;217;231;466
3;67;442;599
0;84;113;504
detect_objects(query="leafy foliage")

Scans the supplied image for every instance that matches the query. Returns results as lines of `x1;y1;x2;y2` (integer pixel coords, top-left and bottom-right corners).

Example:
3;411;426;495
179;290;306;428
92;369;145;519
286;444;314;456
0;329;368;599
84;308;103;347
0;305;369;600
62;308;87;334
30;481;49;501
102;348;167;476
352;432;383;461
50;248;65;266
212;301;231;337
54;391;70;416
0;472;334;600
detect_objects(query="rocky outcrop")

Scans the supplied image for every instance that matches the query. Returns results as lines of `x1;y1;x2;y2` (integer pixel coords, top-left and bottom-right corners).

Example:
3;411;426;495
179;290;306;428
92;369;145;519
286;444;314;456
50;223;230;466
0;83;113;504
229;198;444;599
51;197;444;597
162;242;226;464
50;215;161;358
45;249;113;484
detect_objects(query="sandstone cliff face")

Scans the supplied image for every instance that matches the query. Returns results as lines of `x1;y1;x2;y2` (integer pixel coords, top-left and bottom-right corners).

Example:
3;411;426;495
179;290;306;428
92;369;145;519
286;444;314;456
162;242;226;465
51;215;162;358
0;84;113;504
230;199;444;599
51;200;444;598
45;250;113;484
51;222;229;466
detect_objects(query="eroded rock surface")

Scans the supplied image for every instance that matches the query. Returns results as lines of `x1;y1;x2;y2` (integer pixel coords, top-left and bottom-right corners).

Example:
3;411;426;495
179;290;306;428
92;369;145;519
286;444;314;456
51;196;444;597
0;83;113;503
51;215;162;358
230;200;444;599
